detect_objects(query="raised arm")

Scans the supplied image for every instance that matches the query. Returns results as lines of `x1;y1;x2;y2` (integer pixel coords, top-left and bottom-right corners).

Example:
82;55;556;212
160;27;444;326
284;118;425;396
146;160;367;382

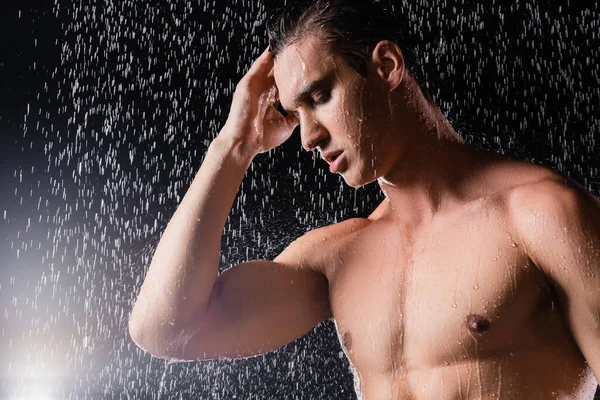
167;229;333;361
128;47;303;359
128;136;253;358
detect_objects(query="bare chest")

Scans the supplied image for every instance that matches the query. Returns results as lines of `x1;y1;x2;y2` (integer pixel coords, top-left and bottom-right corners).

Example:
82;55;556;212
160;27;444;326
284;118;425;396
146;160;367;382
325;205;555;376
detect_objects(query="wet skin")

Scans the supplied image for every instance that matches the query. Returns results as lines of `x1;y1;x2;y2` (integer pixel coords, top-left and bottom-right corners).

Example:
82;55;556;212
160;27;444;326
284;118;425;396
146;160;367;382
314;170;598;399
271;35;600;399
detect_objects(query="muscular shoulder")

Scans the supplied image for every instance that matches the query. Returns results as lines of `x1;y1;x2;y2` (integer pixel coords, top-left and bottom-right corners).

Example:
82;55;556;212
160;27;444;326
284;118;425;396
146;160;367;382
506;175;600;256
274;217;370;276
507;175;596;223
474;158;586;220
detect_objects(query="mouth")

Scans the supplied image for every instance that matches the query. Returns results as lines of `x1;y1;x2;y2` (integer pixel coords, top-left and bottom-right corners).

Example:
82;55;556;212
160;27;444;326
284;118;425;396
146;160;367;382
329;152;345;173
323;150;343;164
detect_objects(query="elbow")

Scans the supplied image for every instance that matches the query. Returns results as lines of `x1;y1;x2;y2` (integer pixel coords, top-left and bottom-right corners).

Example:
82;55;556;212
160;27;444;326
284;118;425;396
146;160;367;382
128;318;141;342
128;319;187;361
128;319;154;356
128;317;150;351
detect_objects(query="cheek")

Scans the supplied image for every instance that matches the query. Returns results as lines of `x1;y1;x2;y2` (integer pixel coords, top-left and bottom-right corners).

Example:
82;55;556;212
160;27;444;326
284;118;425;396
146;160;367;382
323;77;375;142
337;83;371;138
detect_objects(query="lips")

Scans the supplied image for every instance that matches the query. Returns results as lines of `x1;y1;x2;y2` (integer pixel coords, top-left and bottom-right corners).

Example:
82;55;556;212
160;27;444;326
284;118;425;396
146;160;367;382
322;150;343;165
329;152;345;173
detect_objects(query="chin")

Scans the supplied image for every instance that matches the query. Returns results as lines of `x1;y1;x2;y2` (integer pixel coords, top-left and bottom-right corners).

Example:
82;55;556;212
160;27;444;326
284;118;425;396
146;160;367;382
345;179;363;190
339;170;360;189
342;165;378;189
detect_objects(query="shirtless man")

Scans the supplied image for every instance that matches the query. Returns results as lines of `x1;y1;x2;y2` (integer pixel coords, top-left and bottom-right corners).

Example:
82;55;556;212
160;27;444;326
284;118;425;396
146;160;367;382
129;1;600;398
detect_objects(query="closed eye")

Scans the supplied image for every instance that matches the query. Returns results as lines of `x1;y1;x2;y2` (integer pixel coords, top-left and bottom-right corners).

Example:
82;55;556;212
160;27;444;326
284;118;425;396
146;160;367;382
313;91;331;106
279;90;331;117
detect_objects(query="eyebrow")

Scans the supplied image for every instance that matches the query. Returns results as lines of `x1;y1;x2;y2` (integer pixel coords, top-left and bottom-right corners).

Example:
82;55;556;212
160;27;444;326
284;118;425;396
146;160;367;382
282;71;335;113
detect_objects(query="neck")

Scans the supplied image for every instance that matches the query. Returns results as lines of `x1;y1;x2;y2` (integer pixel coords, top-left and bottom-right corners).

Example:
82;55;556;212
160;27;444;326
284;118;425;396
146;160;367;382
376;86;485;226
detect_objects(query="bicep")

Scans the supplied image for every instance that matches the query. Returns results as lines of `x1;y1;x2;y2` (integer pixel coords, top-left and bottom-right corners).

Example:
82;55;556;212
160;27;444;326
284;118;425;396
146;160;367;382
176;259;331;361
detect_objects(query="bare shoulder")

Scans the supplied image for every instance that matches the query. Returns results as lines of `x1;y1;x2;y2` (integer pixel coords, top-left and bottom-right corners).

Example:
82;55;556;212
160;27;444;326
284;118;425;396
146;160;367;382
473;155;596;215
503;169;600;252
274;217;371;276
506;171;600;221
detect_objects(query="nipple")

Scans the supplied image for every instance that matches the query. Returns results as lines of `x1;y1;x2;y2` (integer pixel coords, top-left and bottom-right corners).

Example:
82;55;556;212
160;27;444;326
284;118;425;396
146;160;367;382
465;314;490;333
342;331;353;351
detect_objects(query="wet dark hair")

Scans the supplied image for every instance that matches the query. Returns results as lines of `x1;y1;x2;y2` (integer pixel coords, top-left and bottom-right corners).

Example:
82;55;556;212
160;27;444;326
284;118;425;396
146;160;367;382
266;0;432;102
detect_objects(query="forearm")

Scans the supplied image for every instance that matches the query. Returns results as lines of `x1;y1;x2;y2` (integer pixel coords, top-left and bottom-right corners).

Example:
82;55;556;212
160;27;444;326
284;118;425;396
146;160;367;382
129;134;255;347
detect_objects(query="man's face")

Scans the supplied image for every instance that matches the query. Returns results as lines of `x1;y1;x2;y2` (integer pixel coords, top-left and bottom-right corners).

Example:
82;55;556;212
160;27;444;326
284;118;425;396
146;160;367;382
273;35;399;188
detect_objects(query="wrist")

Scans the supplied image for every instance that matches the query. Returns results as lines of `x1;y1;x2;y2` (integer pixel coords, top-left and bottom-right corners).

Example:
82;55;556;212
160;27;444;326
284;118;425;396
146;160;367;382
210;134;257;166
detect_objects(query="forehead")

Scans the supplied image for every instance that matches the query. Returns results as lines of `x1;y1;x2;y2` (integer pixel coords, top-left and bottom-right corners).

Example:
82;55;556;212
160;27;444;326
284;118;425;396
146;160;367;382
273;35;341;104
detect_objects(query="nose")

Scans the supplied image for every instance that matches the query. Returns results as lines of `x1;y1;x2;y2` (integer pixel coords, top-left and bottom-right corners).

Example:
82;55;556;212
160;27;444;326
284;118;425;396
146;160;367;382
299;115;328;152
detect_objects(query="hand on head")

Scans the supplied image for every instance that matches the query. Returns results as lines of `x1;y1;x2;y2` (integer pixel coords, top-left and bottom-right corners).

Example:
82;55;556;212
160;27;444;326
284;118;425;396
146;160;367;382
220;47;299;156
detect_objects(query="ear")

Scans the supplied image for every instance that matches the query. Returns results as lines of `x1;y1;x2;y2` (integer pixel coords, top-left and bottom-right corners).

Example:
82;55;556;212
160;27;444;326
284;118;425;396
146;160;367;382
371;40;405;91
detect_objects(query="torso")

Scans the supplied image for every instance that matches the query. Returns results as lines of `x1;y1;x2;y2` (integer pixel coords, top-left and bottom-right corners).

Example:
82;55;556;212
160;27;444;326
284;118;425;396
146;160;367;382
314;158;598;399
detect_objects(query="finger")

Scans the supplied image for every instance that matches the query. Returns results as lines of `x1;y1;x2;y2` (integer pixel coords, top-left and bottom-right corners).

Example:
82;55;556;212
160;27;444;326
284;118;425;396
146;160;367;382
250;47;272;69
247;47;274;75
